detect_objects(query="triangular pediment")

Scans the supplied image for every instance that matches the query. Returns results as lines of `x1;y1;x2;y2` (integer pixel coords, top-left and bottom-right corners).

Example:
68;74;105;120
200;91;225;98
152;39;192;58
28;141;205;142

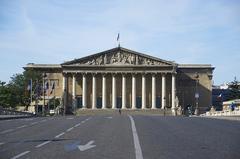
62;47;175;66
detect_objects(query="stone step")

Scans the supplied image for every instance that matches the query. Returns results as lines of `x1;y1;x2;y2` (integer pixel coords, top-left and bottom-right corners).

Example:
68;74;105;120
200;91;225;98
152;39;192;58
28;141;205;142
75;109;174;116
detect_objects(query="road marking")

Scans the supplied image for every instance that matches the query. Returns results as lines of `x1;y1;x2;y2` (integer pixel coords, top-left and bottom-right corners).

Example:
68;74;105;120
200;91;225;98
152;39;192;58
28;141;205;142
78;140;96;151
0;142;5;146
11;151;30;159
0;129;14;134
67;117;74;120
105;117;113;119
30;121;38;125
55;132;65;138
39;119;47;123
17;125;27;129
86;117;91;120
35;141;51;148
128;115;143;159
81;121;86;123
74;123;81;127
66;127;74;132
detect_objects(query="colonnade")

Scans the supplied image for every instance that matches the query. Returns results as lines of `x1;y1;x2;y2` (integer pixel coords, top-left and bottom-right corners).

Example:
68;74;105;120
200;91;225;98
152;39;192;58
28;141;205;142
62;73;176;110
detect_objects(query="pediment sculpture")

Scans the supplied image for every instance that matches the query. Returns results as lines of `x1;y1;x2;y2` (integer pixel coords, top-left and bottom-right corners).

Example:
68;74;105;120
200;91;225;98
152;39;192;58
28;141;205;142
73;51;169;66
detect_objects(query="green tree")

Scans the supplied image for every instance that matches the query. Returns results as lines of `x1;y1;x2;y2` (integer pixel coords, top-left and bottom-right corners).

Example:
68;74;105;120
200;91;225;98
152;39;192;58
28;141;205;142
0;69;42;109
228;77;240;100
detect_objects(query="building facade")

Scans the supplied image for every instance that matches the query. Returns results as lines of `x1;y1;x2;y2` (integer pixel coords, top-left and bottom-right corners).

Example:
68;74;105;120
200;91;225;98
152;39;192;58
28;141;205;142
25;47;214;114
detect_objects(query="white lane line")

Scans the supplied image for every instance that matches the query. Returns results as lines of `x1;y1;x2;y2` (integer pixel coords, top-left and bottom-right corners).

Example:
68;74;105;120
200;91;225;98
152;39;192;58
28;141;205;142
39;119;47;123
11;150;30;159
17;125;27;129
128;115;143;159
74;123;81;127
55;132;65;138
86;117;91;121
30;121;38;125
0;142;5;146
35;140;51;148
67;117;74;120
66;127;74;132
0;129;14;134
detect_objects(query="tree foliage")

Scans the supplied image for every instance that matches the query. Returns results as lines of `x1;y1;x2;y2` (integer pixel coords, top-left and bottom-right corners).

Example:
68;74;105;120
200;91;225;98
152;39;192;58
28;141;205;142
228;77;240;100
0;70;42;109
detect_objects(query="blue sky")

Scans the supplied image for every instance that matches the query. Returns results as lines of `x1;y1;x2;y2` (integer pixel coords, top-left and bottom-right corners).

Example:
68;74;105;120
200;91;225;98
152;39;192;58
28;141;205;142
0;0;239;85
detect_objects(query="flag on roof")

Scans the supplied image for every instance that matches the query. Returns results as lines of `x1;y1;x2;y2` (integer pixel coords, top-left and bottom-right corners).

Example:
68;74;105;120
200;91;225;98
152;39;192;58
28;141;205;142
117;33;120;41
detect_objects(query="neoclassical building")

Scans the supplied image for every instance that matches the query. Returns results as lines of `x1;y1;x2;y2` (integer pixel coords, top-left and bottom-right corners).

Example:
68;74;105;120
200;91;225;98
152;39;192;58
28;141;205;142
25;47;214;114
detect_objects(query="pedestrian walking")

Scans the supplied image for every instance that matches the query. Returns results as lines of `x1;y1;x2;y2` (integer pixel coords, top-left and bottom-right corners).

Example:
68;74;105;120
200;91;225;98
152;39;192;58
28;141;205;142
118;108;121;115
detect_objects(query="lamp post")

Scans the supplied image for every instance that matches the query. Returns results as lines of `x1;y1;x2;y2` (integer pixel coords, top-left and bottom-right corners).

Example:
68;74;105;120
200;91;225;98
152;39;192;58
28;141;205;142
42;72;47;116
194;72;199;115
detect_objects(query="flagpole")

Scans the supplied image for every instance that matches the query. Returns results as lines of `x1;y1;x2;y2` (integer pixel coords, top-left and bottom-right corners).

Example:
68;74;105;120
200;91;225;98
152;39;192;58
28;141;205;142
54;85;56;113
117;33;120;47
30;79;33;105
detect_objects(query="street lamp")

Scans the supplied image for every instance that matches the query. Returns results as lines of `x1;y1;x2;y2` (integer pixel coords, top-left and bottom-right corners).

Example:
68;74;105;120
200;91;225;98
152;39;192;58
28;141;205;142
42;72;47;115
194;72;199;115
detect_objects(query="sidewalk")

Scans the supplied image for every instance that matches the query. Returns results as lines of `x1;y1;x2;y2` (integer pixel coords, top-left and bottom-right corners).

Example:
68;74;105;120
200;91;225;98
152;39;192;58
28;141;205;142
0;114;35;120
200;116;240;121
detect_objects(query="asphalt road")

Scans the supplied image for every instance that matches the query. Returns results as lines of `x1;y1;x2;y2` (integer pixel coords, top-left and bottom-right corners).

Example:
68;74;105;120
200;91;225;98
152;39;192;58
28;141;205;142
0;115;239;159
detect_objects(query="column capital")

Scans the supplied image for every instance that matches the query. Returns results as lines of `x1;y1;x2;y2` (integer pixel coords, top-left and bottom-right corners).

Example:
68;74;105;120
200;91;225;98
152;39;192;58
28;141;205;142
72;73;77;77
161;73;167;77
111;73;117;77
151;73;157;76
82;72;87;77
121;73;127;77
141;72;146;76
91;72;97;76
131;72;137;76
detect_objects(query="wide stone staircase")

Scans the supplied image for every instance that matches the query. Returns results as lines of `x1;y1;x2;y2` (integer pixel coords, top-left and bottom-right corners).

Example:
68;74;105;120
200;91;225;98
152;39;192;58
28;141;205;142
75;108;174;116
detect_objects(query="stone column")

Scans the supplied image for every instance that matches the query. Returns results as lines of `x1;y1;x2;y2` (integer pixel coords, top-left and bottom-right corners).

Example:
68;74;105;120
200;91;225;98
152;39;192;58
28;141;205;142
161;74;166;109
82;74;87;109
92;74;97;109
72;74;76;111
112;74;116;109
152;74;156;109
122;74;126;109
132;74;136;109
102;74;106;109
142;74;146;109
172;73;176;113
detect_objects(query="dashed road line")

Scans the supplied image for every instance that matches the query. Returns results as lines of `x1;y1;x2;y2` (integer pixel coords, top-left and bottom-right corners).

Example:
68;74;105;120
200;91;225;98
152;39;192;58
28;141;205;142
16;125;27;129
39;119;47;123
74;123;81;127
11;150;30;159
0;142;5;146
86;117;91;121
55;132;65;138
128;115;143;159
35;141;51;148
0;129;14;134
30;121;38;125
66;127;74;132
